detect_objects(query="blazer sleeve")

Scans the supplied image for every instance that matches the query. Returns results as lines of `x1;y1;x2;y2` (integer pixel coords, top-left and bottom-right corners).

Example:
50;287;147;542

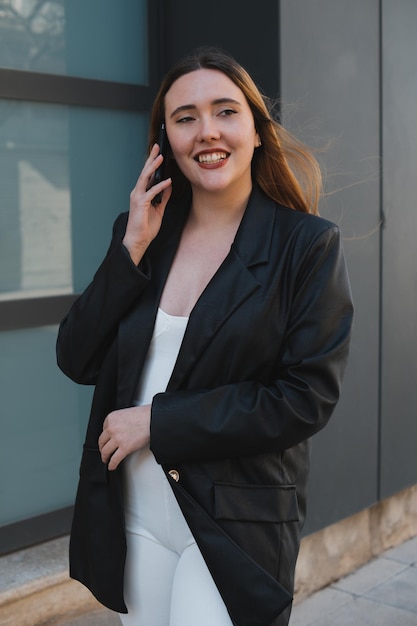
56;214;150;385
150;225;354;465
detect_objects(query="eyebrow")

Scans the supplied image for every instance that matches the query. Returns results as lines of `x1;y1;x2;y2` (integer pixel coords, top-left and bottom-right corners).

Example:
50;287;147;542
169;98;242;119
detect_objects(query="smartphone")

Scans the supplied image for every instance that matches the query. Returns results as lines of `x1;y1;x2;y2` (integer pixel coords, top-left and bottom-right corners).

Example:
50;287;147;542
152;123;168;205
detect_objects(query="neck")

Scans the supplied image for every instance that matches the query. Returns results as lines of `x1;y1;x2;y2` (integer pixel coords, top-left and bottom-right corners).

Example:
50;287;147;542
189;180;253;230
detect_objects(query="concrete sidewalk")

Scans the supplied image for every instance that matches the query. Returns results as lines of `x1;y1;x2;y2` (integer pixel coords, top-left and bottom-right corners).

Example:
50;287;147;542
290;534;417;625
52;535;417;626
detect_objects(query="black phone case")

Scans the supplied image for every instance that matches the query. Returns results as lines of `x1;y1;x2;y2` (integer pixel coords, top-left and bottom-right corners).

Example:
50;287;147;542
152;124;168;204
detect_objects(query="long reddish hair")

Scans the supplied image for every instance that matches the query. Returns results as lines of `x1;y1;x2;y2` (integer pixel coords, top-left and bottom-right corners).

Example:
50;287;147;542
148;47;322;215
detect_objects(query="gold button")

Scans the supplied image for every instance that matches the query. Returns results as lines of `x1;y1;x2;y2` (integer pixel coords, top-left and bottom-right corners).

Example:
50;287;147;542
168;469;180;482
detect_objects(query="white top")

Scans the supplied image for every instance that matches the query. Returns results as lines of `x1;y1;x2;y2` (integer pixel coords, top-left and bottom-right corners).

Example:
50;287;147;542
124;307;189;536
134;307;189;406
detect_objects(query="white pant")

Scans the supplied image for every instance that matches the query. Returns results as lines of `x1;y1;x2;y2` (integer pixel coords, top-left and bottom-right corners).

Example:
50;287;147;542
119;449;232;626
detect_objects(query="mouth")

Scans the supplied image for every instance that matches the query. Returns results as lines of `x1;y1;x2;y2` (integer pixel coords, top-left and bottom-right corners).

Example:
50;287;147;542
194;151;229;164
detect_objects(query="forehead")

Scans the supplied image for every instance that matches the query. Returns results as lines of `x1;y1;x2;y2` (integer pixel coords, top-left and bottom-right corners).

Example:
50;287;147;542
164;68;248;112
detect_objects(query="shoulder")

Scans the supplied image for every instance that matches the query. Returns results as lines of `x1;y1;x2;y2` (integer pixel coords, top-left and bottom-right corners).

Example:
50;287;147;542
269;202;344;268
251;185;340;240
251;187;342;259
274;203;340;240
271;205;344;275
238;186;342;269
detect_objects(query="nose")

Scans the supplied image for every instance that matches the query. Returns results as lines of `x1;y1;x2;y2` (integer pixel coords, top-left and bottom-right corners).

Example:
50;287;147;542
197;115;221;142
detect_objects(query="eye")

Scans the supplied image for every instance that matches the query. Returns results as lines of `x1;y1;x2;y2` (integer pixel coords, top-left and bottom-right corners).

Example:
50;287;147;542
218;108;237;117
176;116;195;124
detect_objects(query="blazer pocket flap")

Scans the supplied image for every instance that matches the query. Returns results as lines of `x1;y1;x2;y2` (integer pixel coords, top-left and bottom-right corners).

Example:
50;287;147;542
214;482;299;523
79;446;108;483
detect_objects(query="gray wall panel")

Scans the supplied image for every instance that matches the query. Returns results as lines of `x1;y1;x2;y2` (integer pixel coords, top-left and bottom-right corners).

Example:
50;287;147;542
279;0;381;532
380;1;417;497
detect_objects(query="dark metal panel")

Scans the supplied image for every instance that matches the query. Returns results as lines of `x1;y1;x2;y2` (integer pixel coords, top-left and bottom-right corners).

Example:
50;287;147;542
280;0;381;532
0;507;73;556
0;295;77;331
380;1;417;497
0;68;152;111
162;0;281;99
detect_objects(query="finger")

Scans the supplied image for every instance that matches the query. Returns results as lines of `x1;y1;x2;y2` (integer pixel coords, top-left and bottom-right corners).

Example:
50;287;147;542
99;438;117;464
130;147;160;192
98;419;110;445
108;447;124;471
136;146;163;187
150;142;161;157
150;177;172;206
98;431;109;452
131;159;164;204
143;142;160;166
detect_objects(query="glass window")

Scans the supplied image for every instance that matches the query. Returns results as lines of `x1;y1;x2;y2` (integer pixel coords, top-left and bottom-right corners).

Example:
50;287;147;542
0;325;93;524
0;0;152;547
0;100;72;299
0;100;148;300
0;102;148;525
0;0;148;84
67;105;149;291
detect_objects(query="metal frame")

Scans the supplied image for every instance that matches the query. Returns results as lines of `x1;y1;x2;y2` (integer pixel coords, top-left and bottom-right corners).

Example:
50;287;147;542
0;68;153;111
0;506;73;556
0;294;77;331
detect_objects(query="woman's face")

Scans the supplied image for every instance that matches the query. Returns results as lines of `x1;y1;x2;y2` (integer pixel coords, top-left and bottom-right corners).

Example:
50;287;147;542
164;68;259;197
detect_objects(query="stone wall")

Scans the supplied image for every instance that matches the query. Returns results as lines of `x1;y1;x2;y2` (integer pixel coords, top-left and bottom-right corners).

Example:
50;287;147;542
295;484;417;602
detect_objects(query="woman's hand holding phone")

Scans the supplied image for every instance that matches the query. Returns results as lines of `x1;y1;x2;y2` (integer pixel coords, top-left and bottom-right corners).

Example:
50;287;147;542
123;141;172;265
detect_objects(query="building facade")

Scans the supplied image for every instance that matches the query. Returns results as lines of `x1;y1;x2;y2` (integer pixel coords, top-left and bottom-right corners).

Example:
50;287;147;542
1;0;416;556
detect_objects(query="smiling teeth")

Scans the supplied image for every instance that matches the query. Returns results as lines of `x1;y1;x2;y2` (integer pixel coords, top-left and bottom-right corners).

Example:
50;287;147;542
198;152;227;163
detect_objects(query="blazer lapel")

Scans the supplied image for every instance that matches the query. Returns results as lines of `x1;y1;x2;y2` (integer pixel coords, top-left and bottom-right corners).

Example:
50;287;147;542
117;186;276;402
168;186;276;390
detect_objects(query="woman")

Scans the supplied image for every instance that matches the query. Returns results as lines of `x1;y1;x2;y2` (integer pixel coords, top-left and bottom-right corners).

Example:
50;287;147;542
57;47;353;626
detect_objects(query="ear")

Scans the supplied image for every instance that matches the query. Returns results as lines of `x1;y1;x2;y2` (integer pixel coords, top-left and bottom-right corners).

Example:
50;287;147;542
255;132;262;148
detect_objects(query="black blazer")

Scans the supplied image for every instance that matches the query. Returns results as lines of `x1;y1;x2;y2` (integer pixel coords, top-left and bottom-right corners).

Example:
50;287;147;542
57;186;353;626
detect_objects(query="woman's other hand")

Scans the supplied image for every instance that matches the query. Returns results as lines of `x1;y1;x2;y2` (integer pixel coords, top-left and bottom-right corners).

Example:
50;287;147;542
123;143;172;264
98;405;151;471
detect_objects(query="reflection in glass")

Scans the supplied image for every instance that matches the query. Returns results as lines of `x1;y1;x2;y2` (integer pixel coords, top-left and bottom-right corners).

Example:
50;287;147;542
0;0;148;84
0;100;72;298
0;0;65;74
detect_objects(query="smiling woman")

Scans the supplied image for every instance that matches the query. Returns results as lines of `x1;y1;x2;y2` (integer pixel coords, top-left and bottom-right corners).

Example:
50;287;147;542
56;47;353;626
149;47;322;215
